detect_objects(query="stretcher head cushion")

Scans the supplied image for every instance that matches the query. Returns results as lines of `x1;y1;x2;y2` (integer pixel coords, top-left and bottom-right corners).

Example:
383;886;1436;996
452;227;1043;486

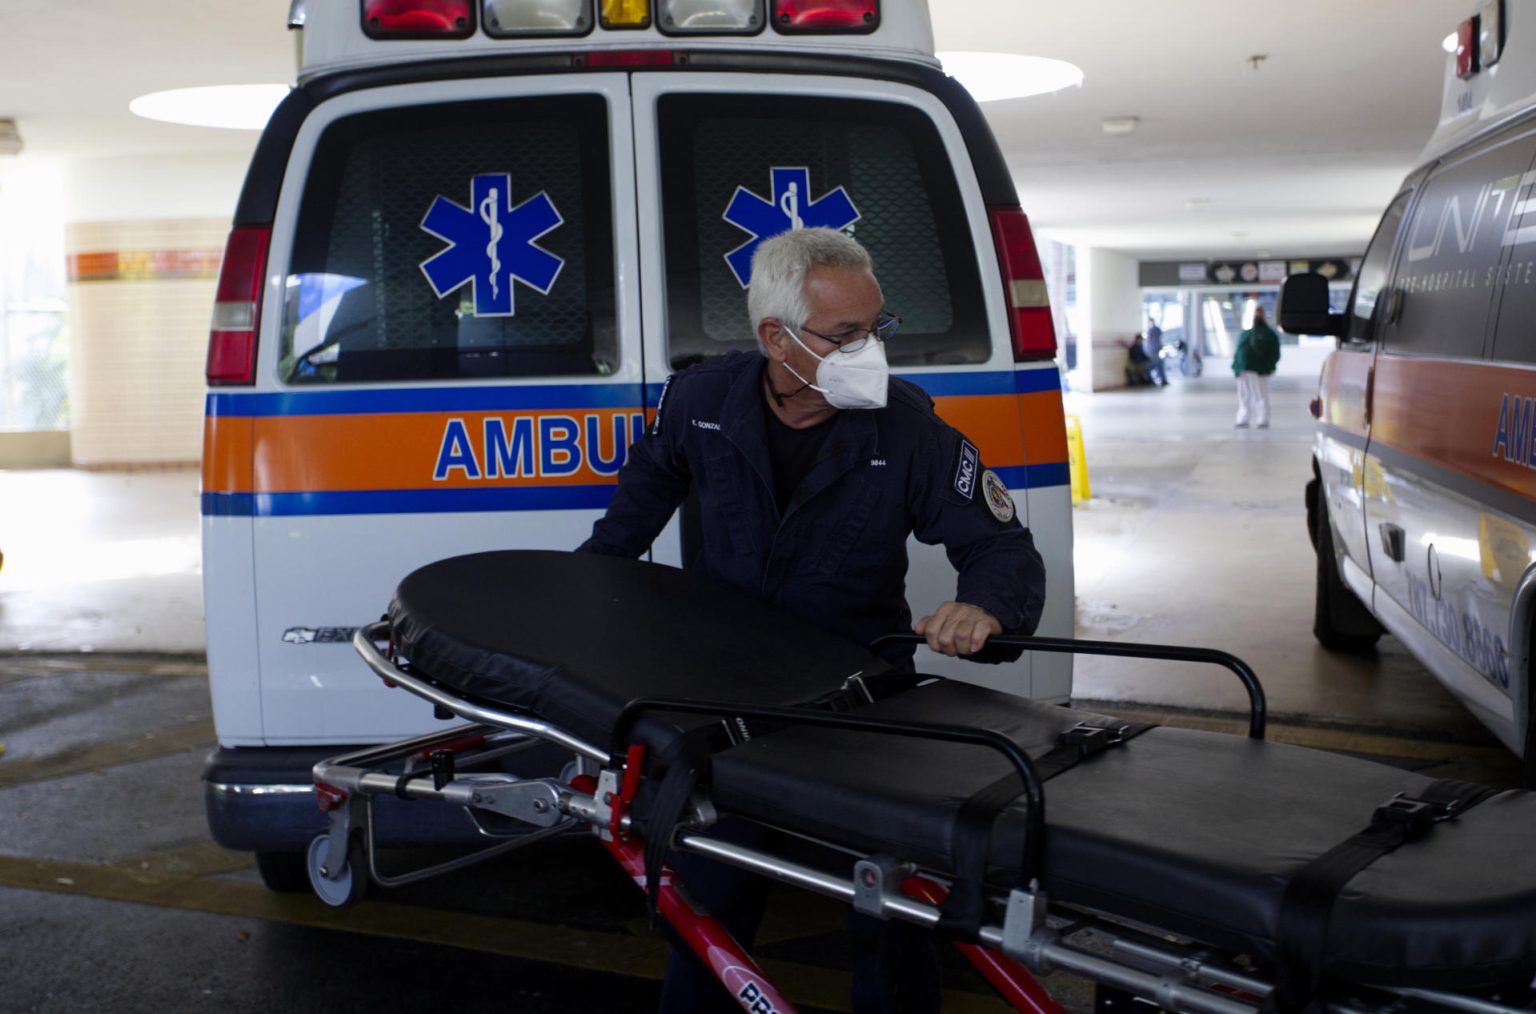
388;550;892;748
710;680;1536;991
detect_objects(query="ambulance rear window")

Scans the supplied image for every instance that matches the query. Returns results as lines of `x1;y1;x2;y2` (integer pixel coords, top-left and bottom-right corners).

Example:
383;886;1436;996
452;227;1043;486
656;93;987;369
279;95;616;384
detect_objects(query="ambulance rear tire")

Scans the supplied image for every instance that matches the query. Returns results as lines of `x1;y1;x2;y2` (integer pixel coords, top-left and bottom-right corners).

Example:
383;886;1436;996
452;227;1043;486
1314;501;1381;653
255;850;310;893
306;833;368;909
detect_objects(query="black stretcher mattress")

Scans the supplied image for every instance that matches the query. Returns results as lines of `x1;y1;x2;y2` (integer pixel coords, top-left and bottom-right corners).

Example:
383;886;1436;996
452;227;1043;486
389;551;1536;991
390;550;894;749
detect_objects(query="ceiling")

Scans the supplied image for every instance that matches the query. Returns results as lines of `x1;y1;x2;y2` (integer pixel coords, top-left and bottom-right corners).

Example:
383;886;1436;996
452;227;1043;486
0;0;1470;260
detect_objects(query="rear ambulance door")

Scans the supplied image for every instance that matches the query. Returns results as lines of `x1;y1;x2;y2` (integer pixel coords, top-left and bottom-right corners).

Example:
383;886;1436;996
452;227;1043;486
631;73;1073;700
1364;122;1536;741
243;75;641;743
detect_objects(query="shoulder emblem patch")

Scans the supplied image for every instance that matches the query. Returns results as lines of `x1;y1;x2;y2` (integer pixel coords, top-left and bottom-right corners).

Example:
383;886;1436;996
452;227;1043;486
953;440;979;500
981;469;1015;524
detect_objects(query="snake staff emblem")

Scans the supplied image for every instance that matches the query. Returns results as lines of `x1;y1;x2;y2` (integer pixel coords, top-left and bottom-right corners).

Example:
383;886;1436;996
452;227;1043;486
479;187;504;301
778;181;804;230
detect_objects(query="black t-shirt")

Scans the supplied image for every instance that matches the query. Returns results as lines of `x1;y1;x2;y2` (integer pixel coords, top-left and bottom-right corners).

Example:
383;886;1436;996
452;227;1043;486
764;403;837;514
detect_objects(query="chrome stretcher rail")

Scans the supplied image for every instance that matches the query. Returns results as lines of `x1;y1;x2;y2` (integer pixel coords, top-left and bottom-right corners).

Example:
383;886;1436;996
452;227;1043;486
870;633;1268;739
352;621;609;764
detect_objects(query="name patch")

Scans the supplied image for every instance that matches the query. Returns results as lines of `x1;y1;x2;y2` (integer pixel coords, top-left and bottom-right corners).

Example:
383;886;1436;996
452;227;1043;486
954;440;979;499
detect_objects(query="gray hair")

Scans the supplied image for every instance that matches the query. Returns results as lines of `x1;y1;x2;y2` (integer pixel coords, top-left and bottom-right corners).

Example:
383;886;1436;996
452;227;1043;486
747;228;873;345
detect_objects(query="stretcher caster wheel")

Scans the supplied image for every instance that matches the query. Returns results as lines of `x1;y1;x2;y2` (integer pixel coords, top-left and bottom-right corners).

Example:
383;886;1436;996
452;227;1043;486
306;833;368;908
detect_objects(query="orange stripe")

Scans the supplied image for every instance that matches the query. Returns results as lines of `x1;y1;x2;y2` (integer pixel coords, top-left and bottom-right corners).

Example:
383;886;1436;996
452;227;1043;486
1372;357;1536;498
202;415;253;494
933;391;1069;472
250;410;639;492
203;396;1071;496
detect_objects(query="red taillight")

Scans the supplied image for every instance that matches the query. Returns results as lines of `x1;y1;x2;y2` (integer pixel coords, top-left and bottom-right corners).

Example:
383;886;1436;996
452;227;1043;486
581;50;680;67
206;226;270;386
362;0;473;38
771;0;878;33
989;207;1056;362
1456;14;1479;79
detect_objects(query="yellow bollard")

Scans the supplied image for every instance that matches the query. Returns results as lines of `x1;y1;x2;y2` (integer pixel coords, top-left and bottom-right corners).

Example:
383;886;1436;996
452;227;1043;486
1065;414;1091;505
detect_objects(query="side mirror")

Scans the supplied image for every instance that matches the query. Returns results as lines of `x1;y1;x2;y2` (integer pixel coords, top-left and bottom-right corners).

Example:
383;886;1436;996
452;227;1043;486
1278;273;1346;337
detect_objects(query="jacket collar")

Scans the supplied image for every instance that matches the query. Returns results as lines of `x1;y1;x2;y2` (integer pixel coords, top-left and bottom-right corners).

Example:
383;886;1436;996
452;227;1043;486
721;355;880;519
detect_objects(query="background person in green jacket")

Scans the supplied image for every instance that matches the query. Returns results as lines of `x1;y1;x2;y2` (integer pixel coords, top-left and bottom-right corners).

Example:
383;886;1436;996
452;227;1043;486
1232;305;1281;428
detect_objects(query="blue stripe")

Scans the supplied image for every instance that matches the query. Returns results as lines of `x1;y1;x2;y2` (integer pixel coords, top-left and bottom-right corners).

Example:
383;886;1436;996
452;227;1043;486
207;383;648;418
202;485;619;518
994;462;1071;490
896;367;1062;397
205;369;1061;418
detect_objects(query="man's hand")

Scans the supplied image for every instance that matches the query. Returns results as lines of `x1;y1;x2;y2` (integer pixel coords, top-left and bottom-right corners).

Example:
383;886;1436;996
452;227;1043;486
915;602;1003;657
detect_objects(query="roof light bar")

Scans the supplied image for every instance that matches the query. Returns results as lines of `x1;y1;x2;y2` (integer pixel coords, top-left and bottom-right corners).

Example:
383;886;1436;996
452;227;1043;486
362;0;474;38
483;0;592;36
658;0;761;34
770;0;877;33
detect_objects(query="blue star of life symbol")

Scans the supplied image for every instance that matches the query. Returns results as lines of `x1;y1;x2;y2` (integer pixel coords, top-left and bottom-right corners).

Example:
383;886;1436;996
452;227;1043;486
721;167;860;288
419;173;564;317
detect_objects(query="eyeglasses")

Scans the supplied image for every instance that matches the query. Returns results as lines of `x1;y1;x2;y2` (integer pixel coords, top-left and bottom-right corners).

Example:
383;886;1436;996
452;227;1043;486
797;313;902;354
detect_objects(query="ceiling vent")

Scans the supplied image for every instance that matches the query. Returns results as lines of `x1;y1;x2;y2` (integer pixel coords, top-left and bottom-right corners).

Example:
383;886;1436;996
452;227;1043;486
0;119;22;157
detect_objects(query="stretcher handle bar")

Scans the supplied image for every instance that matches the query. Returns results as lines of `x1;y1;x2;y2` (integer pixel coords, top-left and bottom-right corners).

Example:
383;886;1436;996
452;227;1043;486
353;622;609;764
317;722;523;773
613;697;1048;883
870;633;1267;740
681;831;1258;1014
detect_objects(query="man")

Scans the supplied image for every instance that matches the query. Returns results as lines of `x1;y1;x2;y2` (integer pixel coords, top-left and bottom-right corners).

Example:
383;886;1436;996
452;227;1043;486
1232;305;1282;428
578;227;1046;1010
1143;315;1167;386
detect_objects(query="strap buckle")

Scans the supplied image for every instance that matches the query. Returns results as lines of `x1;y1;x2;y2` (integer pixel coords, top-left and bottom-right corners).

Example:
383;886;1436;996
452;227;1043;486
1373;793;1455;837
1058;722;1128;757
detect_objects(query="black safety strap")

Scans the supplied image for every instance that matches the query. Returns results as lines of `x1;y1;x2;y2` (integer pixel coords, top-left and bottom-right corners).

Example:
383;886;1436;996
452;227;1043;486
637;723;736;923
1262;778;1497;1014
938;721;1155;939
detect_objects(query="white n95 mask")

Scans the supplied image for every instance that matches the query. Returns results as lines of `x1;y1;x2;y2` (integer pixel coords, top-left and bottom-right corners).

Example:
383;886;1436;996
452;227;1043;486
782;325;890;410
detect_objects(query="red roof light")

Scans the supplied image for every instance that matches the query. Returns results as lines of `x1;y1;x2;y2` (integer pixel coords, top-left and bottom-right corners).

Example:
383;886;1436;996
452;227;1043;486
362;0;474;38
771;0;878;33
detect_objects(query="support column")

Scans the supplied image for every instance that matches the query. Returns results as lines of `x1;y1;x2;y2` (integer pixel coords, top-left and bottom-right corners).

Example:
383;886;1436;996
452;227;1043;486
1070;246;1144;392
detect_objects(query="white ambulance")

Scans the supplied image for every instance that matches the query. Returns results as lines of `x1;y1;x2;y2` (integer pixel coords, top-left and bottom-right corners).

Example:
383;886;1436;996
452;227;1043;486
1285;0;1533;782
201;0;1075;887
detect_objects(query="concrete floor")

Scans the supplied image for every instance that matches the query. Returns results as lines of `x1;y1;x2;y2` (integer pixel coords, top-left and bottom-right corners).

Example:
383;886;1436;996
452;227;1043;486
0;361;1525;1012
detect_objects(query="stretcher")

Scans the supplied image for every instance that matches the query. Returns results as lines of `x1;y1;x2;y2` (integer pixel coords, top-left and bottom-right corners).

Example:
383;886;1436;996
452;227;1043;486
309;550;1536;1014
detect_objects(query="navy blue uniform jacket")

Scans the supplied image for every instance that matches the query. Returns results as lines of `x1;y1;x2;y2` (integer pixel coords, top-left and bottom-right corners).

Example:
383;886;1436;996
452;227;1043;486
578;351;1046;665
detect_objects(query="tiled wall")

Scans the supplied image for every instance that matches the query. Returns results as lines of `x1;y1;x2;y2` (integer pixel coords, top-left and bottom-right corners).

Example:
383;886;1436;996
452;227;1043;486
65;219;224;467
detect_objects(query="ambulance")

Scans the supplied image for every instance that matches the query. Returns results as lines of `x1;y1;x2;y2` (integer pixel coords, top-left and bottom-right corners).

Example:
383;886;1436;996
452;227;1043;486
201;0;1075;887
1283;0;1533;782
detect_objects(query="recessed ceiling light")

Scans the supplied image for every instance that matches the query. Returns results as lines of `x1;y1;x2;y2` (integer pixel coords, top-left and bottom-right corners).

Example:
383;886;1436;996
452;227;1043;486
1101;116;1139;136
129;84;290;131
937;52;1085;103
